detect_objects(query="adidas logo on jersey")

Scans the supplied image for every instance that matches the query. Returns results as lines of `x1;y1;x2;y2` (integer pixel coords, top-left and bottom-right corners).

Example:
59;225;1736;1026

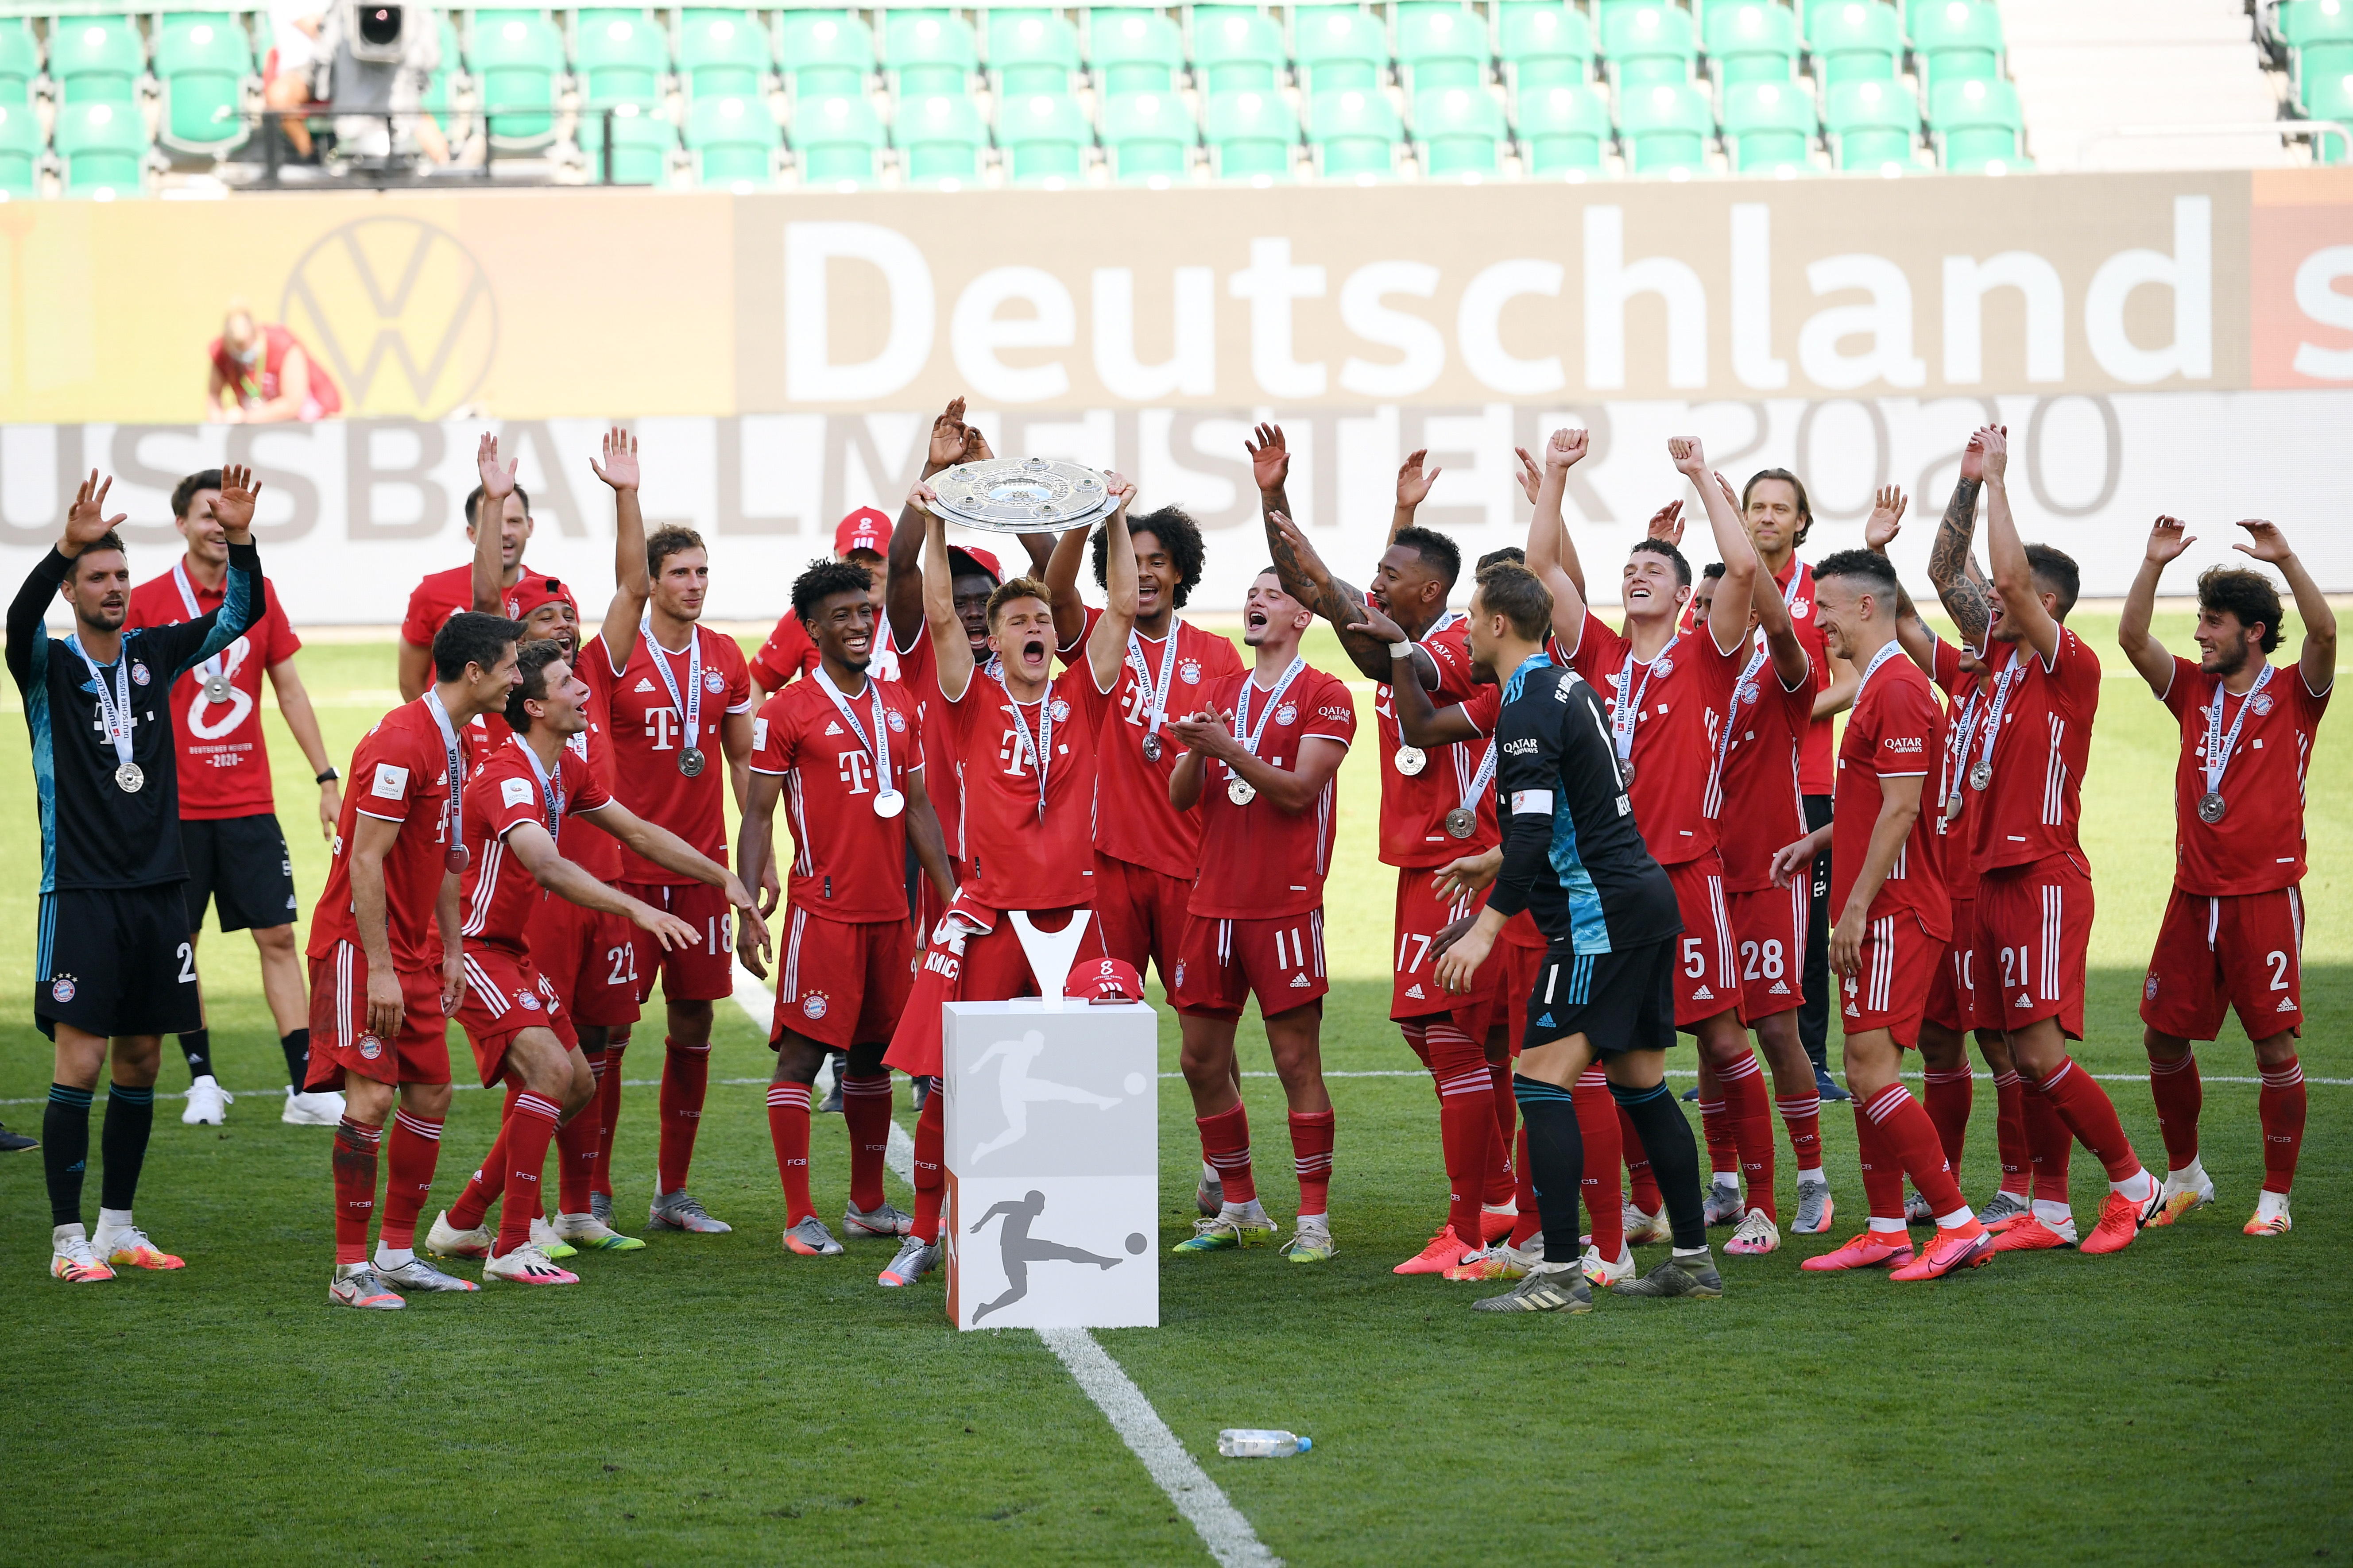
1405;984;1425;999
824;722;843;736
634;678;657;693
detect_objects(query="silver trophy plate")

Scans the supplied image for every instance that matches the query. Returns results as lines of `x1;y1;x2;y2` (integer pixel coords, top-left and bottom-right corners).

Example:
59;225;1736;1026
928;457;1119;535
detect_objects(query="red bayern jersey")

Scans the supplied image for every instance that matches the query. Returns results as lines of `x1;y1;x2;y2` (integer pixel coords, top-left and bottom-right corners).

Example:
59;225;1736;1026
750;671;926;922
944;660;1109;911
1969;629;2100;874
1568;610;1741;867
1068;604;1246;881
125;563;302;820
1185;663;1357;919
401;565;475;649
1929;638;1988;904
564;638;625;881
1713;638;1818;892
1375;615;1502;869
2161;655;2330;896
308;700;466;970
1832;651;1951;941
1773;556;1838;795
894;626;971;864
754;608;900;691
459;735;611;954
603;622;753;884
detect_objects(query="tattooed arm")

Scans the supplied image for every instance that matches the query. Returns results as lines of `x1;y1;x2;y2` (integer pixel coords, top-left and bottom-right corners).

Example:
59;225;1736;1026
1925;436;1994;653
1248;422;1436;686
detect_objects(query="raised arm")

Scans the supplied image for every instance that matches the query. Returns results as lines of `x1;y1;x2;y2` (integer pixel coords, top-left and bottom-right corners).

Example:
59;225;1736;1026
1528;428;1592;653
1391;447;1440;545
887;398;972;650
471;432;514;613
5;470;117;691
2117;515;2188;697
1863;484;1939;675
1671;436;1755;656
159;466;262;674
1927;433;1997;653
915;485;975;701
1043;515;1088;653
2233;518;2336;695
1346;598;1480;746
1083;476;1140;691
589;426;650;669
1978;426;2059;662
1511;445;1586;601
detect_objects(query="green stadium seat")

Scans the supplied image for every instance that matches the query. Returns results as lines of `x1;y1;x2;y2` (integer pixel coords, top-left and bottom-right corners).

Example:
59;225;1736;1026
1806;0;1901;85
677;9;772;98
0;100;37;196
1193;12;1286;94
1498;3;1593;91
0;19;40;106
1703;1;1798;85
2302;70;2353;159
50;16;145;105
55;99;145;196
1087;11;1185;94
1396;4;1489;92
575;100;675;183
573;12;669;109
1515;78;1612;174
1600;2;1697;87
1822;75;1916;168
1202;85;1299;180
155;15;253;154
1413;82;1505;175
880;10;974;95
1307;85;1403;178
893;89;986;185
1293;7;1388;94
2289;3;2353;107
686;90;780;185
1929;73;2021;169
471;12;564;146
1102;88;1196;183
790;90;882;185
780;11;875;97
986;11;1081;96
1720;77;1814;171
1909;0;2002;92
421;16;464;116
997;90;1090;184
1616;78;1712;173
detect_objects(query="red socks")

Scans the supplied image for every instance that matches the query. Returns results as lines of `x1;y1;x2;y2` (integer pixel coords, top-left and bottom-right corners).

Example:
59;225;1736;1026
1620;1103;1661;1215
1575;1069;1623;1257
2147;1049;2203;1172
1774;1089;1823;1175
910;1090;944;1243
841;1074;895;1214
1862;1084;1966;1216
767;1081;813;1224
449;1086;522;1234
332;1117;382;1265
2023;1078;2072;1202
1288;1110;1334;1216
657;1039;710;1195
2260;1055;2306;1194
2038;1057;2141;1184
493;1093;561;1257
1485;1061;1517;1209
380;1108;443;1251
1923;1066;1974;1173
1197;1103;1257;1205
1719;1053;1775;1221
1992;1069;2030;1195
1424;1021;1494;1245
1852;1103;1906;1226
592;1043;624;1199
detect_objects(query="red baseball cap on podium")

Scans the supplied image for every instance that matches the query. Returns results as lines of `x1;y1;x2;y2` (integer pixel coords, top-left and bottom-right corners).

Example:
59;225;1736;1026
834;507;891;558
1065;958;1145;1004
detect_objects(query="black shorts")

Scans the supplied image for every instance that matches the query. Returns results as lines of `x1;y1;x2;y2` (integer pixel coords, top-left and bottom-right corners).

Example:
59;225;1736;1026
180;814;298;933
1521;938;1677;1058
35;887;201;1040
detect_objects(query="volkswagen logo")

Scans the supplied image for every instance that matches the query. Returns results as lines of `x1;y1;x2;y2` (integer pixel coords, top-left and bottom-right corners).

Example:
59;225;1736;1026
279;216;499;418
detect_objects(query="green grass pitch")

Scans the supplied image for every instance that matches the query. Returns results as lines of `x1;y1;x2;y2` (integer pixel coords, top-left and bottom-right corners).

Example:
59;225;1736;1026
1;613;2346;1565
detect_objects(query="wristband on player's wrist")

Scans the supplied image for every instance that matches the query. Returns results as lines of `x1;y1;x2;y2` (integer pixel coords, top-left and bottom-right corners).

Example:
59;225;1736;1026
316;768;340;784
1388;640;1413;661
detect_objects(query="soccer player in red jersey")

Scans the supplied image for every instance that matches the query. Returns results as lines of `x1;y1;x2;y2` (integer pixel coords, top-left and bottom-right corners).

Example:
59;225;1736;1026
1161;569;1354;1263
1249;425;1513;1278
1769;550;1994;1281
751;508;899;699
307;611;521;1309
1529;430;1782;1253
739;558;957;1260
2119;514;2333;1239
397;469;536;702
126;467;347;1128
875;475;1138;1290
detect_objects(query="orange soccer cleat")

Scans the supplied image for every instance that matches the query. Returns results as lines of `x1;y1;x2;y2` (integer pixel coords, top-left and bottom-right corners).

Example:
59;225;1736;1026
1990;1214;2077;1252
2081;1179;2164;1256
1889;1220;1996;1281
1799;1231;1913;1272
1394;1224;1476;1276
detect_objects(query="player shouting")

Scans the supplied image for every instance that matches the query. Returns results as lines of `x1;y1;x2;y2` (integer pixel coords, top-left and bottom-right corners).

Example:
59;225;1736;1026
739;558;957;1260
875;475;1138;1290
1162;569;1355;1262
2119;515;2332;1238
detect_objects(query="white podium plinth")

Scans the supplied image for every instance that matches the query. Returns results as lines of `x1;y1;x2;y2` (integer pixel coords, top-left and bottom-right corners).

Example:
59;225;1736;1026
942;998;1159;1330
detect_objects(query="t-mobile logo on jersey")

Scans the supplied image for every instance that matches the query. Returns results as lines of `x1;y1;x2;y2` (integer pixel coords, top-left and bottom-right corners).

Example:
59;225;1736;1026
642;706;681;750
996;722;1032;777
837;749;875;794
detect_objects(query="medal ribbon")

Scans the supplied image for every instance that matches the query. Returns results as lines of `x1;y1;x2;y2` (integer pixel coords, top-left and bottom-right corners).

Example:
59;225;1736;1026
1709;644;1772;787
1852;637;1908;699
170;561;231;696
1456;737;1498;816
995;669;1053;821
817;665;894;797
640;613;704;758
422;687;468;857
1610;654;1661;768
1126;623;1182;752
2202;663;2273;801
520;736;567;845
1231;656;1306;768
1971;651;2031;784
66;633;135;774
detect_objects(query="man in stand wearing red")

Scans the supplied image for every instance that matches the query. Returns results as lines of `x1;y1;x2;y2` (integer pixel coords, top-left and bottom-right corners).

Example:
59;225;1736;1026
2119;514;2333;1239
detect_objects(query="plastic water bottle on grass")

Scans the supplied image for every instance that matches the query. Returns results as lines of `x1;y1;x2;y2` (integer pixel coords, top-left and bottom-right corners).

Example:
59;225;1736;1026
1217;1429;1311;1458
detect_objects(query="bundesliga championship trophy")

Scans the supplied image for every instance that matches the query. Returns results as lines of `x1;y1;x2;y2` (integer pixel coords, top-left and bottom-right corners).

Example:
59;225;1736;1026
922;457;1122;535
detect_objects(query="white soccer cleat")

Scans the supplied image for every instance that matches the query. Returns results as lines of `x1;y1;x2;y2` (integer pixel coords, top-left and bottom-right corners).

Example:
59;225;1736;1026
484;1244;581;1285
2244;1190;2292;1237
1792;1177;1836;1235
553;1213;647;1252
182;1076;231;1126
530;1215;578;1260
1903;1190;1934;1225
2151;1162;2216;1227
282;1088;346;1126
1623;1202;1672;1246
1581;1241;1635;1289
425;1210;491;1259
50;1227;114;1283
92;1221;185;1270
1724;1207;1780;1256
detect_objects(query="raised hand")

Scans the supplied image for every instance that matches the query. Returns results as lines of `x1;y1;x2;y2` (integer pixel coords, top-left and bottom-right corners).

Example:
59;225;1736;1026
1666;435;1707;479
1974;425;2008;483
1344;599;1409;646
907;480;940;518
1714;471;1741;518
1864;485;1908;552
2232;518;2293;565
1396;448;1441;509
1647;498;1686;547
476;431;518;506
1959;426;1988;483
928;396;969;469
2146;514;2194;566
1512;446;1543;506
213;463;262;539
1246;422;1289;493
1546;427;1589;470
960;420;995;464
588;425;639;491
1104;470;1137;519
64;470;127;553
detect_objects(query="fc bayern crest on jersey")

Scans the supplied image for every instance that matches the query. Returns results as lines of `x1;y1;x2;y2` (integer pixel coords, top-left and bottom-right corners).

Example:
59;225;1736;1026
886;709;907;732
1180;658;1202;685
518;989;542;1011
703;669;726;695
49;975;75;1004
1049;698;1072;722
2252;693;2275;715
357;1034;383;1060
130;661;151;686
1653;655;1675;680
1275;703;1298;725
801;993;828;1020
1791;599;1810;619
1737;683;1760;704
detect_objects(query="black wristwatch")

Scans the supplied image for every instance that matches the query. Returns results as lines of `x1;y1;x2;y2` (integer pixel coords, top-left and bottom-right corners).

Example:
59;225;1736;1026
316;768;340;784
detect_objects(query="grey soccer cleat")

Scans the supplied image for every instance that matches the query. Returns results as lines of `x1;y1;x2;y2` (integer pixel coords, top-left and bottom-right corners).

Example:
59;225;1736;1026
1792;1179;1836;1236
1977;1190;2030;1229
911;1076;935;1113
327;1263;404;1310
1703;1182;1746;1227
648;1190;732;1234
844;1201;915;1239
1611;1251;1725;1300
377;1256;480;1294
783;1216;844;1257
588;1191;613;1226
1904;1190;1935;1225
818;1053;847;1115
1196;1162;1223;1217
877;1234;937;1287
1472;1264;1594;1313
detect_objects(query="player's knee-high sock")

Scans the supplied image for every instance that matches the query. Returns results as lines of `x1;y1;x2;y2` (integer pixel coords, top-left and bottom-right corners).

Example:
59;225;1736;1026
1695;1058;1735;1181
1992;1070;2030;1196
1513;1076;1584;1268
766;1081;814;1224
1287;1110;1334;1218
1923;1066;1974;1174
2146;1050;2202;1173
1398;1021;1432;1071
1510;1126;1540;1247
1852;1104;1907;1231
97;1083;154;1214
332;1116;382;1265
841;1074;894;1214
177;1028;213;1083
1484;1061;1518;1209
281;1027;313;1091
909;1090;945;1243
2259;1055;2306;1194
557;1051;606;1216
1424;1021;1492;1245
43;1084;93;1228
1574;1069;1624;1257
380;1109;443;1251
657;1038;710;1194
449;1086;522;1233
1861;1085;1968;1220
1775;1089;1824;1177
494;1093;562;1258
2022;1078;2071;1203
1197;1103;1256;1206
592;1043;624;1198
1613;1080;1705;1250
1719;1053;1775;1220
1620;1104;1661;1215
2036;1057;2142;1184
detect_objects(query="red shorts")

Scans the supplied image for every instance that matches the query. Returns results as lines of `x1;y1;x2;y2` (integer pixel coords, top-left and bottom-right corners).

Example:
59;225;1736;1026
1391;864;1495;1031
1838;910;1940;1047
305;939;452;1089
619;881;736;1005
1726;882;1807;1025
1492;922;1548;1058
454;945;578;1087
1093;853;1192;995
1974;853;2092;1039
883;906;1110;1080
773;907;915;1049
1172;910;1329;1020
1924;895;1989;1035
2141;886;2305;1042
530;891;643;1029
1665;855;1738;1030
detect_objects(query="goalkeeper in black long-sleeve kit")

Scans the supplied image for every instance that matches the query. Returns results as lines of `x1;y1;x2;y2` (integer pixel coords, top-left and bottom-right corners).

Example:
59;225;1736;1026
7;466;265;1284
1427;560;1717;1314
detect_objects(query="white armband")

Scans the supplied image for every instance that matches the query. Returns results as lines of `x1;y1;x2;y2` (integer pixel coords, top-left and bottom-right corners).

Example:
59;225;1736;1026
1510;789;1554;815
